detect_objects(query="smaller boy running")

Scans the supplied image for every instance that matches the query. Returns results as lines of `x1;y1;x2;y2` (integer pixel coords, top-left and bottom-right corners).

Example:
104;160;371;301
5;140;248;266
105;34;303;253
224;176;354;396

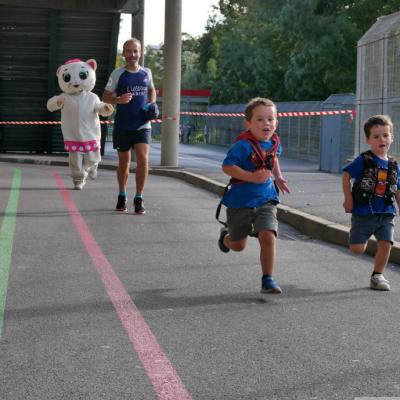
342;115;400;291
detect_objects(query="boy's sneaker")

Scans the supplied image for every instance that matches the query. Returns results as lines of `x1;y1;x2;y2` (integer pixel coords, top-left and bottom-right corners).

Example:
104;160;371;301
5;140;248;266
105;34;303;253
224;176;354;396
115;195;127;212
261;276;282;294
134;197;146;214
218;228;230;253
370;274;390;291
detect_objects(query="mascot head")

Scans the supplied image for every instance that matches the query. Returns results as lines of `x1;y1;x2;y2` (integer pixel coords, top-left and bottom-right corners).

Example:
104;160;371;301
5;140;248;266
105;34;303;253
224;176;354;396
56;59;97;94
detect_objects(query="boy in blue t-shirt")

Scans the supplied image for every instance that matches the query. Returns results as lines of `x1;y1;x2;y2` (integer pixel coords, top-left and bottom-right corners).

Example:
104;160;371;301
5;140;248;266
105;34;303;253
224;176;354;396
342;115;400;291
218;97;290;294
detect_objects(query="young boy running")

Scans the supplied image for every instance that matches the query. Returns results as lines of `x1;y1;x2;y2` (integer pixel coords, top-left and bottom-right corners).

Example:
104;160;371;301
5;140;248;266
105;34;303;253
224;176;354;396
218;97;290;294
342;115;400;291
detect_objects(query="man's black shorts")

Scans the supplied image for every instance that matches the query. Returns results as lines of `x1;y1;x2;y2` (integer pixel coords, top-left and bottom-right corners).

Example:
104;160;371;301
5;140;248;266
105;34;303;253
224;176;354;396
113;128;151;152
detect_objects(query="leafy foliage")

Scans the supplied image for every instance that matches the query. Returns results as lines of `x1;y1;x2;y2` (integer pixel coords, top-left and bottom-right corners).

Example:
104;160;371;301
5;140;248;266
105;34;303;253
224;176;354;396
196;0;400;103
141;0;400;103
144;45;163;88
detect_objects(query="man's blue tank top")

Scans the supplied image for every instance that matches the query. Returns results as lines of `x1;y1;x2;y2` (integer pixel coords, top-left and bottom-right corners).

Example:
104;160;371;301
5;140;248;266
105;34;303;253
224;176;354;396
114;69;150;131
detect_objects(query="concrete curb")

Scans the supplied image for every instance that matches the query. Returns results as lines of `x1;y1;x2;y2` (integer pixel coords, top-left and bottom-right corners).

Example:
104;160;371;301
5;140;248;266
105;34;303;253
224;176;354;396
150;167;226;196
2;155;400;264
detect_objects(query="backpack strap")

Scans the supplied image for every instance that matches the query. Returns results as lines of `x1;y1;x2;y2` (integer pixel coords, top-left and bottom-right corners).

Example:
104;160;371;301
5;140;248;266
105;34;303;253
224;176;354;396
352;151;398;204
215;183;231;227
385;156;398;203
235;130;279;170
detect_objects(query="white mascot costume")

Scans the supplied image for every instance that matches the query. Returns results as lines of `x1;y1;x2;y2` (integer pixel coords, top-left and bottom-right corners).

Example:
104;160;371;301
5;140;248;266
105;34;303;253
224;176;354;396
47;59;113;190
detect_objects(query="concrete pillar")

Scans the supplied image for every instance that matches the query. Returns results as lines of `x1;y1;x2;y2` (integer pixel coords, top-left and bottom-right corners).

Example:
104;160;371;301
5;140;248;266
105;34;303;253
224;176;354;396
131;0;145;65
160;0;182;167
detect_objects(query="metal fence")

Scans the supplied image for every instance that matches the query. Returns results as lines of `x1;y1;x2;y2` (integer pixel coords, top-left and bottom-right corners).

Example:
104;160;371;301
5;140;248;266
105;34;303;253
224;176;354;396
356;11;400;158
150;114;209;145
274;101;323;162
104;95;356;173
181;97;355;171
149;101;326;159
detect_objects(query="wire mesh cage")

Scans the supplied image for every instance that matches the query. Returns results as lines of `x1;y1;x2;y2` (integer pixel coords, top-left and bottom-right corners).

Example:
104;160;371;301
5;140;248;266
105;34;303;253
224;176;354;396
356;11;400;157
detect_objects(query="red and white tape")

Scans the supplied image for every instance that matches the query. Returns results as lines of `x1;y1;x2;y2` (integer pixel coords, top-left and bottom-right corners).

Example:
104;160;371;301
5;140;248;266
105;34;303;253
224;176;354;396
181;110;355;118
0;121;62;125
0;120;163;125
0;109;355;125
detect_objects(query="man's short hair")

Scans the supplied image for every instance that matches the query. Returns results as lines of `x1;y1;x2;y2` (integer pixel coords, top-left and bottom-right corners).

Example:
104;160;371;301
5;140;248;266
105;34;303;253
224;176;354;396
123;37;141;51
245;97;276;121
364;114;393;138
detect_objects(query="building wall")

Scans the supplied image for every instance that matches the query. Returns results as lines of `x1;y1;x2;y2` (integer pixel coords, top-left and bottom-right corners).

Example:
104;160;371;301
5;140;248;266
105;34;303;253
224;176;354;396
0;4;120;152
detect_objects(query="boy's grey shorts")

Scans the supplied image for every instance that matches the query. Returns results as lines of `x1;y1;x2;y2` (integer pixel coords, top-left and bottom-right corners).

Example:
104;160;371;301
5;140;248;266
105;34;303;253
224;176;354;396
226;201;278;241
350;214;395;244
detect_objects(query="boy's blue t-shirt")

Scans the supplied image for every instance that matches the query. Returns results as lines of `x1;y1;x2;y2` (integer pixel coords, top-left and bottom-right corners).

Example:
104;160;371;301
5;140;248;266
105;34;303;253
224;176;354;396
221;138;282;208
343;154;400;216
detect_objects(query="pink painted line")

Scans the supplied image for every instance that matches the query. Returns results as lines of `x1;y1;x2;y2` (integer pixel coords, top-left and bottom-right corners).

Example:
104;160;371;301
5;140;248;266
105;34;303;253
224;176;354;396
53;172;192;400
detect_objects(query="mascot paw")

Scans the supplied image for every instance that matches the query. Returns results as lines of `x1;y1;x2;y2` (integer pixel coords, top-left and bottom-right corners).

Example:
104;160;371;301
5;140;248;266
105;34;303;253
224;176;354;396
57;95;65;107
104;103;114;114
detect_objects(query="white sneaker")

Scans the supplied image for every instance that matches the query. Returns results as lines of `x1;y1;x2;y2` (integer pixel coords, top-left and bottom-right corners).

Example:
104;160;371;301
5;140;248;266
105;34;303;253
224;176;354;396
74;181;85;190
370;274;390;291
89;169;97;180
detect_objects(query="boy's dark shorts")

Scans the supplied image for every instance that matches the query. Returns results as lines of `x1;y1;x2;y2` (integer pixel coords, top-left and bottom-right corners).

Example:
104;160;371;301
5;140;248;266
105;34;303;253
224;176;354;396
113;128;151;152
350;214;395;244
226;201;278;241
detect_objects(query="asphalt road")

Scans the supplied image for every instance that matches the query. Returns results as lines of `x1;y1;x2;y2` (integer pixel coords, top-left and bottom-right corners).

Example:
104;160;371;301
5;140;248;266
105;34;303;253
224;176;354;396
1;162;400;399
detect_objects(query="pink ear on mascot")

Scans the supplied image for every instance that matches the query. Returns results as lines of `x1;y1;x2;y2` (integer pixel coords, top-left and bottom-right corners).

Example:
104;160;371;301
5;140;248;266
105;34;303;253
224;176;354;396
86;59;97;71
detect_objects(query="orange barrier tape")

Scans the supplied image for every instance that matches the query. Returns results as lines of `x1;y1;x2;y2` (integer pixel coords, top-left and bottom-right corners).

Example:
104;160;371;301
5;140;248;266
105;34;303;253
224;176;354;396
0;110;355;125
0;120;162;125
181;110;356;118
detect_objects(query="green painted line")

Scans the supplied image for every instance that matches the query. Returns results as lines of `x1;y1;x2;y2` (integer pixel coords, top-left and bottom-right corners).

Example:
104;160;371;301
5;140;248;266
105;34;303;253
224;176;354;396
0;168;21;337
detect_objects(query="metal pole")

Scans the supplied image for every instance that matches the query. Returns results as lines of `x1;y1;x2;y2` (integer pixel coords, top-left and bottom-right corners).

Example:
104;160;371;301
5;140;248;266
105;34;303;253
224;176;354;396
160;0;182;167
131;0;145;65
131;0;145;164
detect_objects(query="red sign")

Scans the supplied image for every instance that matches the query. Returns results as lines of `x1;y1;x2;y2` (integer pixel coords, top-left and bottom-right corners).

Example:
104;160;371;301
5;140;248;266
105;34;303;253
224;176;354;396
156;89;211;97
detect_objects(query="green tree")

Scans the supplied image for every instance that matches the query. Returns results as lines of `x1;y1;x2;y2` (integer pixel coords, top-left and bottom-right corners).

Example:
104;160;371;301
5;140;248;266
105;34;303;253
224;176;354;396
143;34;210;91
276;0;400;100
144;45;163;88
196;0;400;103
115;52;125;68
197;0;286;103
181;33;209;89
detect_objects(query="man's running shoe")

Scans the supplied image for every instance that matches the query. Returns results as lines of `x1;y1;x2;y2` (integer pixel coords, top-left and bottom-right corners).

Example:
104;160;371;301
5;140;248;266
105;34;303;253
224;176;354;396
218;228;230;253
115;195;127;212
370;274;390;291
134;197;146;214
260;276;282;294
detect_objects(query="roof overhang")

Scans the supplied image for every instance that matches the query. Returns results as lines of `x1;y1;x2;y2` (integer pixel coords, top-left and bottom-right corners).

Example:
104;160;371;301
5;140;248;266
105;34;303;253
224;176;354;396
0;0;138;13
